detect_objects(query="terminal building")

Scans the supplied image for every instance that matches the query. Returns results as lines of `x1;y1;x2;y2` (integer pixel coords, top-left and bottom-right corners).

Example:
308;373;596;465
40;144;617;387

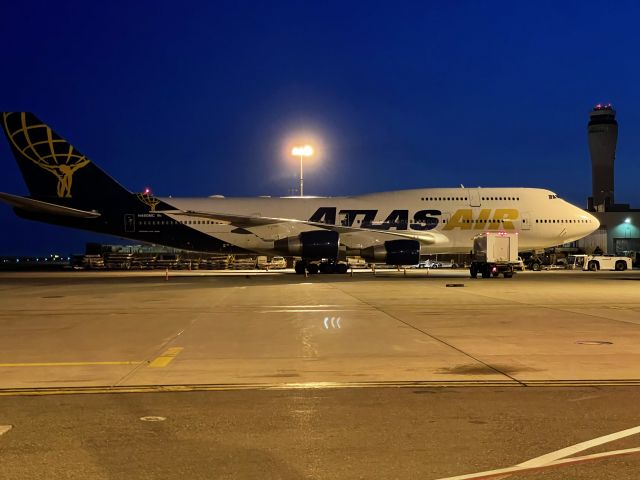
578;104;639;259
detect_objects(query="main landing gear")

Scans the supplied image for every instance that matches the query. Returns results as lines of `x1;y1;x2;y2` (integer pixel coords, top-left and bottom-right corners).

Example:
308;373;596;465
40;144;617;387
295;260;349;275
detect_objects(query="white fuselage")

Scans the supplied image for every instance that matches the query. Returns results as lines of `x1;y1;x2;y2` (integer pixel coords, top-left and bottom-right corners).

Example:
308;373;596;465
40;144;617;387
160;187;599;255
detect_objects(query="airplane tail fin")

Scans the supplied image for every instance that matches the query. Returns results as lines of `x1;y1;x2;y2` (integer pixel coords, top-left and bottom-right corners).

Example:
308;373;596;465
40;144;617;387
1;112;131;209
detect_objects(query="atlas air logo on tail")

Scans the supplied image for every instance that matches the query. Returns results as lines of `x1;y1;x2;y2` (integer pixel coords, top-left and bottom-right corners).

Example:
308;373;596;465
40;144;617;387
2;112;90;198
309;208;519;230
136;190;160;212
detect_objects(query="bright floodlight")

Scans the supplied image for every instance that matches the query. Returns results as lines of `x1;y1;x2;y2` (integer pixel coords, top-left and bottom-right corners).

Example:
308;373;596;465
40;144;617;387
292;145;314;157
624;217;631;224
291;145;314;196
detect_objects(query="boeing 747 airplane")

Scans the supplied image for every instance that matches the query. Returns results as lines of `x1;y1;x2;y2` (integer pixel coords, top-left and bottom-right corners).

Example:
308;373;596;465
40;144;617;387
0;112;599;274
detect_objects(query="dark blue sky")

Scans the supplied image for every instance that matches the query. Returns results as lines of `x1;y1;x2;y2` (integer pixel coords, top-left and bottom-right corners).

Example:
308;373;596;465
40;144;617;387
2;1;639;255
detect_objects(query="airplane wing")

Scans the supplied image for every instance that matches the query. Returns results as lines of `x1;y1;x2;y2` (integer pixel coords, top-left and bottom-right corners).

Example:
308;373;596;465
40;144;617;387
161;208;449;246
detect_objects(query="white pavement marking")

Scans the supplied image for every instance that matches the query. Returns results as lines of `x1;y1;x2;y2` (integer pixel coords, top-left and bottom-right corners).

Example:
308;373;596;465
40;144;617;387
517;424;640;468
433;448;640;480
140;416;166;422
434;425;640;480
0;425;13;436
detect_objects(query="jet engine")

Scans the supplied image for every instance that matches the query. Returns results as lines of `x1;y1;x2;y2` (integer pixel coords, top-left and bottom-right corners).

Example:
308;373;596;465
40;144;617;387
275;230;339;260
360;239;420;265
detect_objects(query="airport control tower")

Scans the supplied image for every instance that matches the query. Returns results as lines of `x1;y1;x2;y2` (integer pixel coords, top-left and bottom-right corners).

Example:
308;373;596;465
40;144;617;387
588;103;617;211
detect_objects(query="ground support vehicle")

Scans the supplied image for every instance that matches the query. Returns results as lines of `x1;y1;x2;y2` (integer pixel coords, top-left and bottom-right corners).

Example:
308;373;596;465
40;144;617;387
567;254;632;271
522;254;546;271
256;256;287;270
470;232;519;279
346;257;368;269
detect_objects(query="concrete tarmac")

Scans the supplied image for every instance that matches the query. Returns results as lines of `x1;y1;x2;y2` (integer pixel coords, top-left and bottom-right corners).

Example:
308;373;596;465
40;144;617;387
1;269;639;389
2;386;640;480
1;269;640;478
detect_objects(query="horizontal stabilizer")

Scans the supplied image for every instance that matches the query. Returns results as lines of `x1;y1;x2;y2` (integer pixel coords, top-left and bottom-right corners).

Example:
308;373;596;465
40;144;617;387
0;192;101;218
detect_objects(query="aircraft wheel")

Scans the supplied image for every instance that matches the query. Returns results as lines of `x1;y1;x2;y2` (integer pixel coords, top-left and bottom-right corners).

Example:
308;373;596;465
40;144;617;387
294;261;306;275
307;263;319;275
319;262;336;274
470;264;478;279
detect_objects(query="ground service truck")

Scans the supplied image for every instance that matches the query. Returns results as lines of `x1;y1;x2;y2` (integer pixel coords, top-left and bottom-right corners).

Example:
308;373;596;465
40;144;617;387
470;232;519;278
566;254;632;271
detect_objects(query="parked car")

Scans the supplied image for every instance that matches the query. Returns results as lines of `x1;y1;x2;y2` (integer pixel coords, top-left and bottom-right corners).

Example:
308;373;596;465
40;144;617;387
415;259;442;268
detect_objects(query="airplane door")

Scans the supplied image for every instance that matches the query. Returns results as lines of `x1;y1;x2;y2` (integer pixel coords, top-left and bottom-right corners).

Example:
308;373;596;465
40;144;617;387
124;214;135;233
468;188;481;207
521;212;531;230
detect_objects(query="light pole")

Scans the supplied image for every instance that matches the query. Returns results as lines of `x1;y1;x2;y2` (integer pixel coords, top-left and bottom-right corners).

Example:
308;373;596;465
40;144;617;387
291;145;313;196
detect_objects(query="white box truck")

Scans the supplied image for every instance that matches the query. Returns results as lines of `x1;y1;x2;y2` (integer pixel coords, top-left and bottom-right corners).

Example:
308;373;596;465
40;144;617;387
470;232;519;278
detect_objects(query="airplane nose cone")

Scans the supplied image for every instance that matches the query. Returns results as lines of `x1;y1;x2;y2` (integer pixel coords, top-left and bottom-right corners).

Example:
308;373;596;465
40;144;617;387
567;202;600;240
580;210;600;236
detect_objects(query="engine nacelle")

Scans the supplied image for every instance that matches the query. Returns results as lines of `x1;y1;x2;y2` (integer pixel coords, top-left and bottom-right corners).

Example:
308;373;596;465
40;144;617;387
361;239;420;265
274;230;339;260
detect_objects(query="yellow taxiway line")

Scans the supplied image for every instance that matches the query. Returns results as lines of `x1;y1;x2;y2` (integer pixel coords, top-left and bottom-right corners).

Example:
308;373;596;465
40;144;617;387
0;361;142;367
148;347;184;368
0;347;184;369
